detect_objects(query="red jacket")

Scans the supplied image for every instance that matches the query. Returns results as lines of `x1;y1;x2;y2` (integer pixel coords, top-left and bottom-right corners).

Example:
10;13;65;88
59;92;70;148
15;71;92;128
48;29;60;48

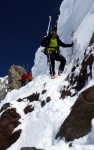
27;72;33;81
20;74;27;80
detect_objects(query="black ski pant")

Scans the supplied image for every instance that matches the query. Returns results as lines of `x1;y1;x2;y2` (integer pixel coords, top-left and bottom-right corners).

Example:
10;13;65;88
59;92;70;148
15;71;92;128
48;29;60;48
21;80;27;87
48;51;66;76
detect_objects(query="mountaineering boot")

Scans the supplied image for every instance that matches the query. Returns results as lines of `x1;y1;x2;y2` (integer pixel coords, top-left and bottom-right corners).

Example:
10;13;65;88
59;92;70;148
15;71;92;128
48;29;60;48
58;70;63;76
50;74;58;79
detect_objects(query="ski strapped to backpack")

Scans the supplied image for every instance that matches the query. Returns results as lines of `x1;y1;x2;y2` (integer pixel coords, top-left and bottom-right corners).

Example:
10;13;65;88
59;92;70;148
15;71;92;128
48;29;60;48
46;16;51;36
43;16;52;65
46;16;52;65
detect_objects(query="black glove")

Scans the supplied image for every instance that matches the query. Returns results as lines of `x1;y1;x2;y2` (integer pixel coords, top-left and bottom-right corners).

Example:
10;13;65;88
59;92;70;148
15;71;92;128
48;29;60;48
56;49;60;54
71;42;74;46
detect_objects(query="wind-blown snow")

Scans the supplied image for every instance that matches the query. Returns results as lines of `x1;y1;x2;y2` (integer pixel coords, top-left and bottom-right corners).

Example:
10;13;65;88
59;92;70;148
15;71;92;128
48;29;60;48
1;0;94;150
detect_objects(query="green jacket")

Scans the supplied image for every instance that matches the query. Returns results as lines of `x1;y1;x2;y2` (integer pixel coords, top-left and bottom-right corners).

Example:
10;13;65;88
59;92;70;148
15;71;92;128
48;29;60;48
48;36;59;51
41;34;73;52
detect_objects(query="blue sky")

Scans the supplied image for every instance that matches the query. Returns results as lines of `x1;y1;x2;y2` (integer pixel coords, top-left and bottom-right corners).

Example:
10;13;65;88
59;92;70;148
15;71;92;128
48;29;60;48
0;0;62;76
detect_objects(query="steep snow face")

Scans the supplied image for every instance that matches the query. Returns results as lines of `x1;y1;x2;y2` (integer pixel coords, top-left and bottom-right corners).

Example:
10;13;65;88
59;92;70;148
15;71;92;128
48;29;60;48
32;47;50;78
58;0;94;40
32;0;94;78
58;0;94;64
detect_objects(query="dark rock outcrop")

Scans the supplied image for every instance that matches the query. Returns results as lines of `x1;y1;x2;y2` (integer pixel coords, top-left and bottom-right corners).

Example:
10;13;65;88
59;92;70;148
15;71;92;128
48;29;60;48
21;147;44;150
41;101;46;107
41;90;47;94
0;65;27;102
8;65;26;90
46;96;51;103
89;32;94;45
41;96;51;107
56;85;94;141
17;98;23;102
25;92;40;102
60;33;94;99
0;103;11;112
0;106;21;150
24;105;34;114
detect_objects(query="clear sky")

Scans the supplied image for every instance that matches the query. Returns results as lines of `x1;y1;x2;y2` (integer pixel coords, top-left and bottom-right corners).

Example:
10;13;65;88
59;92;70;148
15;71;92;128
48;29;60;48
0;0;62;76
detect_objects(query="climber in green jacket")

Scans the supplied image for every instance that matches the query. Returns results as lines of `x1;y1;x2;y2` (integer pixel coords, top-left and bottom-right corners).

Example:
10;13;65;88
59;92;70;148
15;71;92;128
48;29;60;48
41;27;73;77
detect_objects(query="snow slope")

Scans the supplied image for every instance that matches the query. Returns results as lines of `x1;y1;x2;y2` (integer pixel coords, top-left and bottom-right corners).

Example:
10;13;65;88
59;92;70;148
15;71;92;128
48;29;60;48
1;0;94;150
